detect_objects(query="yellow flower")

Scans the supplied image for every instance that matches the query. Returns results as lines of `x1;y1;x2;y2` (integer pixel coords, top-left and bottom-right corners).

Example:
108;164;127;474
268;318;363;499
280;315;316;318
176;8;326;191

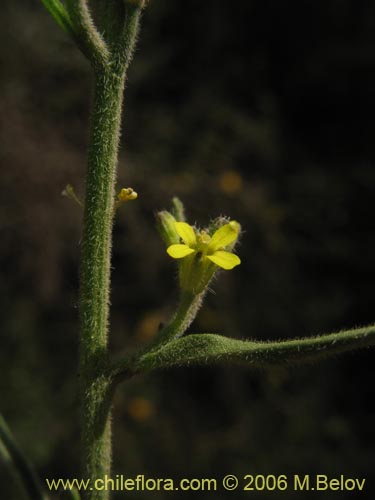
167;221;241;270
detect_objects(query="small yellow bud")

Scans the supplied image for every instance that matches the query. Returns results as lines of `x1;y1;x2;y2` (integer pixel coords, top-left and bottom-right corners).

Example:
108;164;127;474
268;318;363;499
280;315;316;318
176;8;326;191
118;187;138;202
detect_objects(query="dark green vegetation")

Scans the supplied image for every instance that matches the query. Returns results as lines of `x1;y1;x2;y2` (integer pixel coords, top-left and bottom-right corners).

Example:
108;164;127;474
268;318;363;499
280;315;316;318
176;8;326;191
1;0;375;498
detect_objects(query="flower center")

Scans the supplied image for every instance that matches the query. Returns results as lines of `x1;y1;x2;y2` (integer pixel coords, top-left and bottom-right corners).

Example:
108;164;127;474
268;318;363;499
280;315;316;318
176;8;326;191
196;231;211;254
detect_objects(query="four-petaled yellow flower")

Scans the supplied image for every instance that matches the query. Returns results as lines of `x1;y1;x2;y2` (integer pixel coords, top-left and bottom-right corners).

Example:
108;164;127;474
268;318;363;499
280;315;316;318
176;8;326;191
167;221;241;270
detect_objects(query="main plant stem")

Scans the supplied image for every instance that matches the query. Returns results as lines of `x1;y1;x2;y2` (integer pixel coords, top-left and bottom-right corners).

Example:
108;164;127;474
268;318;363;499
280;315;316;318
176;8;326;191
79;68;125;499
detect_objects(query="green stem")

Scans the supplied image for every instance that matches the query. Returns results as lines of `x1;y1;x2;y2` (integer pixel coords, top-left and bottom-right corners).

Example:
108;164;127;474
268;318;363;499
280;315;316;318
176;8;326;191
110;292;204;385
65;0;110;65
41;2;141;498
153;292;205;347
78;3;141;491
79;67;124;500
75;4;141;499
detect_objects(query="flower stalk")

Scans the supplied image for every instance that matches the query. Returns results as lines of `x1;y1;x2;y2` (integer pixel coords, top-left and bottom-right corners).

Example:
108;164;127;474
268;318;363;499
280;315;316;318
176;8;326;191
153;291;206;347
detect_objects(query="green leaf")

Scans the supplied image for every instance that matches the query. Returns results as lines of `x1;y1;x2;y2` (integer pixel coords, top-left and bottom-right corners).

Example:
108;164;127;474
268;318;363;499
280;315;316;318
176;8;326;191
134;325;375;372
40;0;75;36
0;414;47;500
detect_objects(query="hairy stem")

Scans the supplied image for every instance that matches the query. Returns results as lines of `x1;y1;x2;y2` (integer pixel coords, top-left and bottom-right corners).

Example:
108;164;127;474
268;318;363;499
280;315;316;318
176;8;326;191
79;67;124;500
110;292;205;385
152;292;205;347
65;0;110;65
74;3;142;498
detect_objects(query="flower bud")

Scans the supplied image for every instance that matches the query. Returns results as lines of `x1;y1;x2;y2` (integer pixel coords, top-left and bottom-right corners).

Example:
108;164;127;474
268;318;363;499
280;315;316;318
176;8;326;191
118;187;138;202
156;211;180;247
171;197;186;222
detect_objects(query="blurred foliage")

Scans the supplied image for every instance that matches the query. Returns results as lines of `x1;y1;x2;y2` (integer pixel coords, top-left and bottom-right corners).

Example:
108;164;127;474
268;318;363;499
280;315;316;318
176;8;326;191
1;0;375;498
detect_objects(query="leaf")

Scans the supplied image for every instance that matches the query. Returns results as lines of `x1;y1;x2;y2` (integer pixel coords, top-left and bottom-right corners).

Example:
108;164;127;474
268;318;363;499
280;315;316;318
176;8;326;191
135;325;375;372
40;0;75;36
0;413;47;500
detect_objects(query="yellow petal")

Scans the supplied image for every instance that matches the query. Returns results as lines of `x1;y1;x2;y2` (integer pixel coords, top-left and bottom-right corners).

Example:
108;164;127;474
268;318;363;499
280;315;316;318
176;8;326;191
208;222;239;252
167;244;196;259
207;251;241;270
174;222;197;247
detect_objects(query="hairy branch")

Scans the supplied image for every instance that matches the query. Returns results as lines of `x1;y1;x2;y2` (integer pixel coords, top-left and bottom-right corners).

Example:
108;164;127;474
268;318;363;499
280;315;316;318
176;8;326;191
111;2;143;73
65;0;110;66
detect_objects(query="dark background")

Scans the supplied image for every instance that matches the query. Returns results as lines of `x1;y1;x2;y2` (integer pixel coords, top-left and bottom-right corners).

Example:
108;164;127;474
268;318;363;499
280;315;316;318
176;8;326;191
1;0;375;498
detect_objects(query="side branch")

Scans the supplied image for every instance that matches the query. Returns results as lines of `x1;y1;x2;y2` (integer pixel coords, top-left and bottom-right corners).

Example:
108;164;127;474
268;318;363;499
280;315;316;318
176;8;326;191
111;2;143;73
111;324;375;379
65;0;110;66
